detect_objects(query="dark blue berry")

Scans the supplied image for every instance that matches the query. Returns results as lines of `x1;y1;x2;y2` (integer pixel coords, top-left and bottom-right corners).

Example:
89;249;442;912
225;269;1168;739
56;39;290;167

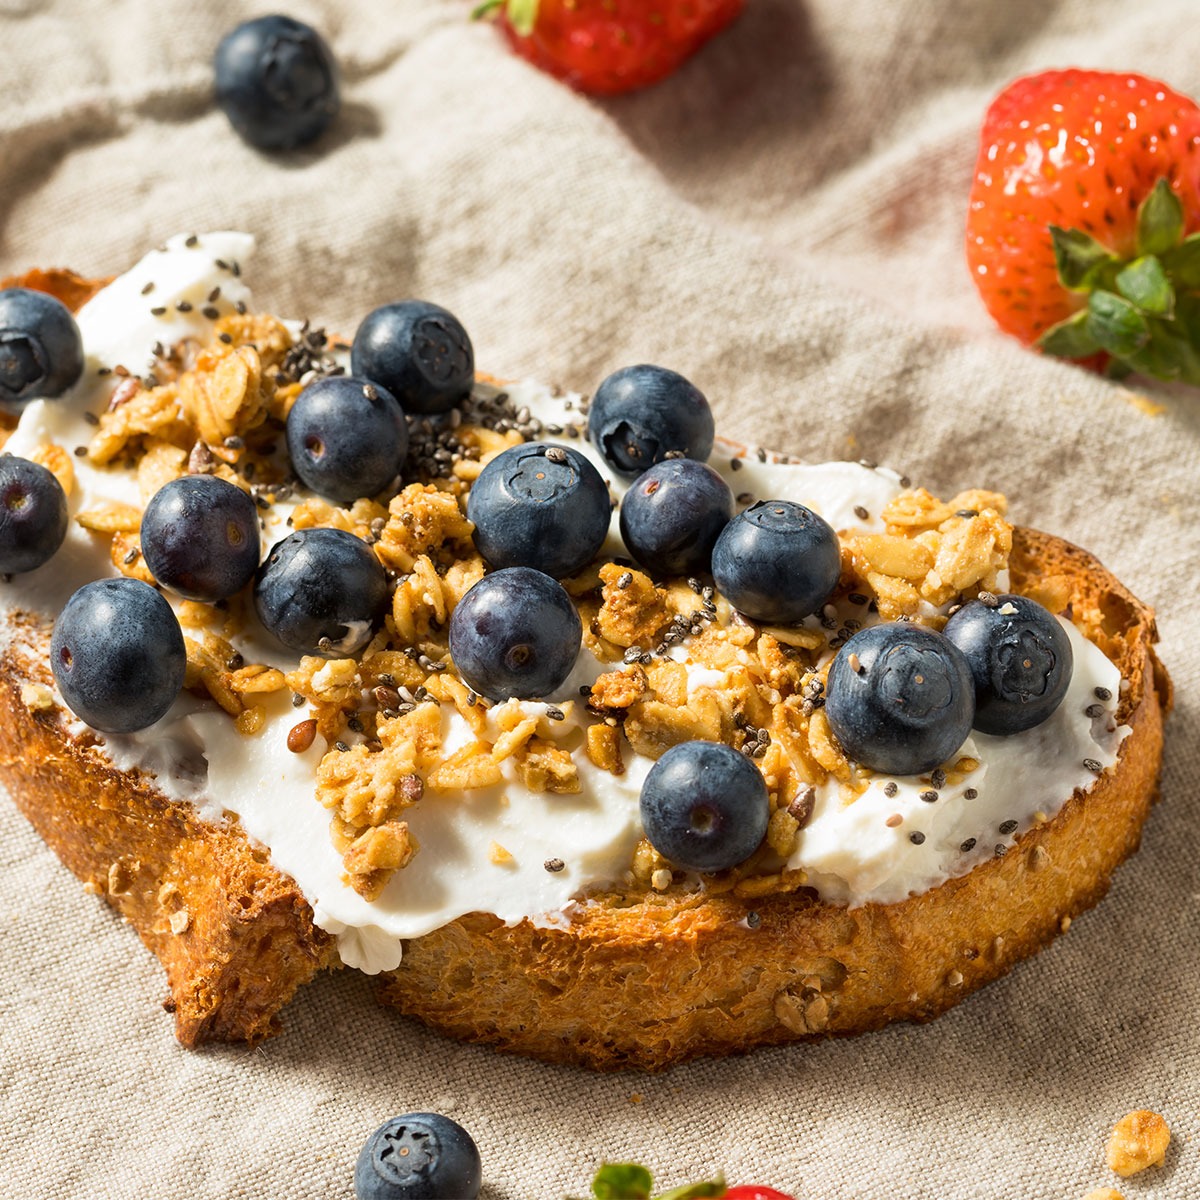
587;364;714;480
0;456;68;574
51;579;186;734
286;376;409;504
467;442;610;578
618;457;732;577
351;301;474;416
448;567;581;701
0;288;84;410
254;528;387;656
943;594;1073;735
825;623;975;776
354;1112;482;1200
711;500;841;623
639;740;769;872
214;15;339;150
141;475;260;602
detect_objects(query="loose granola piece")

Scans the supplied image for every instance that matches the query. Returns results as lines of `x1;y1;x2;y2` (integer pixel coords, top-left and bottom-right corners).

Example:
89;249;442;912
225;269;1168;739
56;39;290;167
178;345;273;447
88;382;185;464
290;495;389;540
426;743;503;791
28;442;74;496
374;483;474;574
588;665;648;710
595;562;672;649
624;692;722;759
516;736;581;794
343;821;418;900
109;532;155;583
77;501;142;534
1105;1110;1170;1177
136;438;189;502
585;723;625;775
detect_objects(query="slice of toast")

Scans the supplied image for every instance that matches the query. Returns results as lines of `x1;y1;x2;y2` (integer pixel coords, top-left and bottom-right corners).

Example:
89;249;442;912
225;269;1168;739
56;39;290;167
0;269;1170;1071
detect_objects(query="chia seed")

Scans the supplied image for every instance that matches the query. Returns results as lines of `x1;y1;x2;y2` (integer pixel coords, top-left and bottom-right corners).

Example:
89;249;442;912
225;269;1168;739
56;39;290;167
963;787;978;800
919;790;938;803
745;910;761;929
1084;703;1104;718
960;838;977;852
544;858;565;873
998;819;1018;834
978;591;999;608
1094;686;1112;701
909;831;926;845
1083;758;1103;772
853;505;869;521
883;781;898;798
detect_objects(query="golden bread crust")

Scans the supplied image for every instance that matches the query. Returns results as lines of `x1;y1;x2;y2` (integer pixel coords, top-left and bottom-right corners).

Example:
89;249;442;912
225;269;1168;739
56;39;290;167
0;269;1169;1069
0;527;1166;1068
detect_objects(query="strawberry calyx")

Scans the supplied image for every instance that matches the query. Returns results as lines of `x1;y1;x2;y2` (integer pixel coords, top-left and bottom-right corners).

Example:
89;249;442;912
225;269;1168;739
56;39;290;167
567;1162;728;1200
471;0;538;36
1038;178;1200;383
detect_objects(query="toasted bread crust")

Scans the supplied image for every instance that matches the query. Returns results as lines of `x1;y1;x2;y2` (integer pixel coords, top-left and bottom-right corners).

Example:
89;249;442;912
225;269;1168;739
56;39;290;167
0;527;1166;1068
0;269;1169;1070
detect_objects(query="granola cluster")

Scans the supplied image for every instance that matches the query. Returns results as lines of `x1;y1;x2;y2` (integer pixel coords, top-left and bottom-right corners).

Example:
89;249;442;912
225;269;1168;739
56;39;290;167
51;305;1018;906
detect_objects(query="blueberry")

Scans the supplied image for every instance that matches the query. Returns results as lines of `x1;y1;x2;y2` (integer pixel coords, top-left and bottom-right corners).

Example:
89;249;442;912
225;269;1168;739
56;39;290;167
587;364;714;480
254;528;388;657
943;594;1073;735
448;567;581;701
711;500;841;623
825;623;975;776
618;457;732;577
214;15;339;150
141;475;260;602
51;579;186;734
286;376;409;504
0;288;84;410
639;740;769;872
467;442;610;578
352;302;474;416
0;456;68;574
354;1112;482;1200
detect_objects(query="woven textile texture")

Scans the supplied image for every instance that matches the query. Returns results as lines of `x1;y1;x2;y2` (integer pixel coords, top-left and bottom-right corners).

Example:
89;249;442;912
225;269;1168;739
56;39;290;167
1;1;1197;1196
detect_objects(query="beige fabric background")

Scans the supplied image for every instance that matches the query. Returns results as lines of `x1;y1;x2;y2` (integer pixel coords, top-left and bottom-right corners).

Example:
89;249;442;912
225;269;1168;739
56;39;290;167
1;1;1197;1196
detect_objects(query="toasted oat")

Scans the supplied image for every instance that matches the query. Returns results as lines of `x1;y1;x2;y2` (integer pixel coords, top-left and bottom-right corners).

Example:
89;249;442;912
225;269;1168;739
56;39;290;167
28;442;74;496
19;683;55;712
427;743;504;791
588;666;648;710
77;501;142;534
343;821;418;899
1105;1110;1170;1177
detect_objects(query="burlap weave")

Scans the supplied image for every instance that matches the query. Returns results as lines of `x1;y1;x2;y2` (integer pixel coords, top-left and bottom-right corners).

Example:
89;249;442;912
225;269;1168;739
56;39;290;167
1;1;1197;1196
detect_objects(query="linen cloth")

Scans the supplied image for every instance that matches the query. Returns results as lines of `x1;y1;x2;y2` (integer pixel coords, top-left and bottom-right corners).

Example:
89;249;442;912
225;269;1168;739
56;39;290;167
1;1;1198;1196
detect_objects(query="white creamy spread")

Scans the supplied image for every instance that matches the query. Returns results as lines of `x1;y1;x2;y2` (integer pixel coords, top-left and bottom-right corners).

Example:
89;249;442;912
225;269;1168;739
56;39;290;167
0;234;1130;973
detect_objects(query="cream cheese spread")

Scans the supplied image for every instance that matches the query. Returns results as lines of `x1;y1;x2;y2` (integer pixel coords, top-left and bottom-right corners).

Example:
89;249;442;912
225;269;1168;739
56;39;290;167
0;233;1129;973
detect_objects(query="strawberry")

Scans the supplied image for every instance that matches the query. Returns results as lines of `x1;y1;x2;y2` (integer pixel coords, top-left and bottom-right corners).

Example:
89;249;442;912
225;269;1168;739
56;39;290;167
571;1163;795;1200
474;0;746;96
965;69;1200;383
723;1188;797;1200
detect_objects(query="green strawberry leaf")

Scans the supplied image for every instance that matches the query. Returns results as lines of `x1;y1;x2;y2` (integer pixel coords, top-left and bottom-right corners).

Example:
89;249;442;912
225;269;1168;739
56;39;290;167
1115;255;1174;316
1162;232;1200;288
505;0;539;35
1136;178;1185;257
1086;290;1151;357
1050;226;1118;291
593;1164;654;1199
470;0;505;17
1037;309;1100;360
655;1176;726;1200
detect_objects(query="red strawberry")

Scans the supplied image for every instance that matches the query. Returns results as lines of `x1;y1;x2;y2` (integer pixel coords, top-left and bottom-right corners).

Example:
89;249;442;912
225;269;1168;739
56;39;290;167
724;1188;797;1200
965;70;1200;383
474;0;746;96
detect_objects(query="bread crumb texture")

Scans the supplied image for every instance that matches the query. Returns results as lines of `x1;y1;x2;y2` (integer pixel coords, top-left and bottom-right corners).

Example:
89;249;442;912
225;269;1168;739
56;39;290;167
1105;1110;1170;1177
